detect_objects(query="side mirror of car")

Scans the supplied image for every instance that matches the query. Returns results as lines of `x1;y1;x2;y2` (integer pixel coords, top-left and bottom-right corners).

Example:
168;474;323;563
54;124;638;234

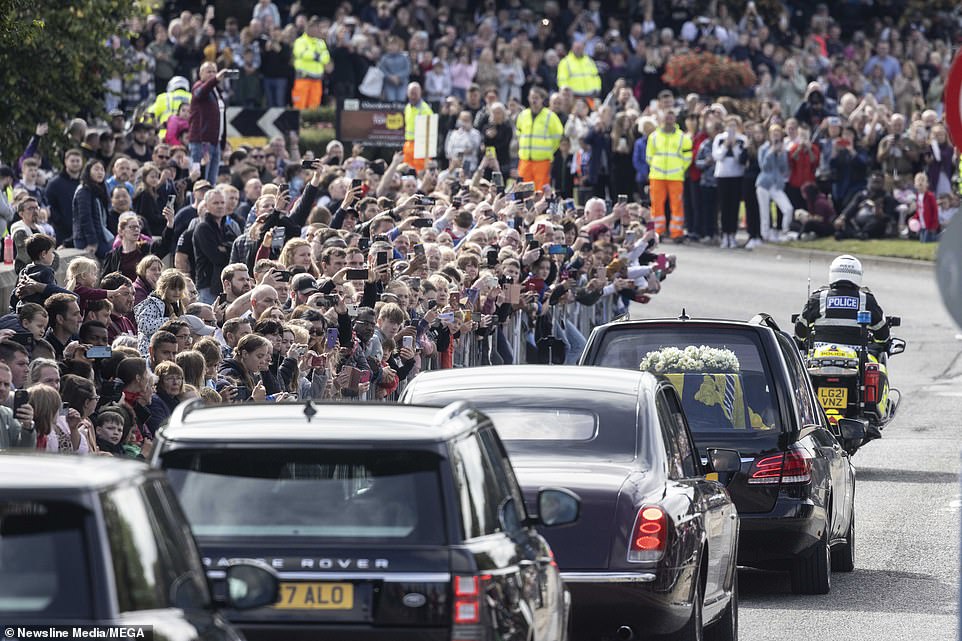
837;418;866;443
215;560;280;610
707;448;742;475
888;338;905;355
536;488;581;527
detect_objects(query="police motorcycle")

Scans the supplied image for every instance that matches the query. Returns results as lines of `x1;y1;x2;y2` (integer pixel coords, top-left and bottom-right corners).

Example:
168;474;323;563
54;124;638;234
793;312;905;454
793;255;905;454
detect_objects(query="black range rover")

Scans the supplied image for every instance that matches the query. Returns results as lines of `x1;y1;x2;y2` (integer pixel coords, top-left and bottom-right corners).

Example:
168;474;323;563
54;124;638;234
0;453;278;641
152;400;578;641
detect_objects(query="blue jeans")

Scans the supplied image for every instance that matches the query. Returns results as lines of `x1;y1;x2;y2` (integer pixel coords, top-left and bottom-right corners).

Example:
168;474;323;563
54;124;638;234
189;142;222;185
919;229;940;243
263;77;288;108
553;314;587;365
383;82;406;102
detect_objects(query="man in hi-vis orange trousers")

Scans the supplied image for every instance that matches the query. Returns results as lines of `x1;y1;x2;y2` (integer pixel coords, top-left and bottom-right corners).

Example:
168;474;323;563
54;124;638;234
403;82;433;172
291;17;331;110
645;110;692;240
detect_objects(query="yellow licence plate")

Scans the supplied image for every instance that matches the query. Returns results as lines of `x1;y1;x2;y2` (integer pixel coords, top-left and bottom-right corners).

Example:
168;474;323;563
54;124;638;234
817;387;848;409
274;582;354;610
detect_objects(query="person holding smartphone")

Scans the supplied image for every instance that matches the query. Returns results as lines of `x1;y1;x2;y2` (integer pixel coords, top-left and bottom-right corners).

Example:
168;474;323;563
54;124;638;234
132;162;174;237
0;366;35;449
102;210;177;280
188;62;231;184
218;334;272;402
29;384;87;453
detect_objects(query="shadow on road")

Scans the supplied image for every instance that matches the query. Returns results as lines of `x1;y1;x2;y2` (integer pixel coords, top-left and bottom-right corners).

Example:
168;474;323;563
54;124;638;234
738;567;957;615
855;467;959;484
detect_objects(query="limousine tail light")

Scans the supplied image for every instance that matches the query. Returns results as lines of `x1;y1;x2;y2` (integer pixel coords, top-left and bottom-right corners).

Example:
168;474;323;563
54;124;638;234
627;505;667;563
747;449;812;485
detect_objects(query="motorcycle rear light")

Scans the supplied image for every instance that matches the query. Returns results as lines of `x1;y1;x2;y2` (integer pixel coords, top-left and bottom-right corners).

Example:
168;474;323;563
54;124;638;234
863;364;880;404
747;450;812;485
627;505;667;562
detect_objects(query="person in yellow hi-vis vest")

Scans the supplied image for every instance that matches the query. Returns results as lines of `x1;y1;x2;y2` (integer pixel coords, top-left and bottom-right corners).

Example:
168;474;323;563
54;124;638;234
516;87;564;190
646;109;692;240
403;82;433;171
149;77;191;140
292;17;332;110
556;41;601;105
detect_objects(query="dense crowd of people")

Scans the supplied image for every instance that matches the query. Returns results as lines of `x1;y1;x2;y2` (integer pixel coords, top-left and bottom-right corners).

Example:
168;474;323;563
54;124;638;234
0;0;958;455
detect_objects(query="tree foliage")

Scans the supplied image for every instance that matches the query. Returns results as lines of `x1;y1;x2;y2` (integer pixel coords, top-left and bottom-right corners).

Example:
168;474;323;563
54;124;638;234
0;0;147;163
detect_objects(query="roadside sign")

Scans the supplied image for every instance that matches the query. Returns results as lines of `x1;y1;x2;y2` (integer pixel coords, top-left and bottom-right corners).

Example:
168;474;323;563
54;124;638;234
944;50;962;153
336;99;405;148
226;108;299;140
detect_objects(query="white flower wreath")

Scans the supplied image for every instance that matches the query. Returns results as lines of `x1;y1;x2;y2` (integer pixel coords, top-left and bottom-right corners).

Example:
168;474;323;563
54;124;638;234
639;345;741;374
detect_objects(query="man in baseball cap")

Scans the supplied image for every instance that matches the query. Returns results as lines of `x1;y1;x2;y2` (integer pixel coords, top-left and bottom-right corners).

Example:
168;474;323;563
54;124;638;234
291;273;319;307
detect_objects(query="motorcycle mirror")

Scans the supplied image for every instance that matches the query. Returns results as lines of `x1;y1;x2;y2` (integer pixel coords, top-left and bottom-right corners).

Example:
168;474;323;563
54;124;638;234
887;316;901;327
888;338;906;356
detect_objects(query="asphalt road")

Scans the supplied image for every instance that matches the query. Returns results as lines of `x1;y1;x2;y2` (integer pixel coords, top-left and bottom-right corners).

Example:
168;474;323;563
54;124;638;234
631;243;961;641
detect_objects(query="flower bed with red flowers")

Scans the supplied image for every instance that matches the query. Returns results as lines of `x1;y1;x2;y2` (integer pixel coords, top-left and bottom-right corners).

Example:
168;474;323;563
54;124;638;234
662;51;757;97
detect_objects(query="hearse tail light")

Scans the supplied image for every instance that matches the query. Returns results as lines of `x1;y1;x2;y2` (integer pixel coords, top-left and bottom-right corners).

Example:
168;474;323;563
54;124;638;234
747;449;812;485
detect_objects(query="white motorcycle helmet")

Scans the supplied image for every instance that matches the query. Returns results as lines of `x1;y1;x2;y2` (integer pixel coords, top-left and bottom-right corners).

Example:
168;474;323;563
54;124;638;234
167;76;190;93
829;254;862;287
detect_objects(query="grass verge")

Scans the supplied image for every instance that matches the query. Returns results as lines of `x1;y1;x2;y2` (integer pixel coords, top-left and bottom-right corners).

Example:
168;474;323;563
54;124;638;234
782;238;937;261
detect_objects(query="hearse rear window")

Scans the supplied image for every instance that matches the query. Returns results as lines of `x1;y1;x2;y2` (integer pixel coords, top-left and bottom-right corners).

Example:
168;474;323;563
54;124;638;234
163;449;446;544
594;327;785;437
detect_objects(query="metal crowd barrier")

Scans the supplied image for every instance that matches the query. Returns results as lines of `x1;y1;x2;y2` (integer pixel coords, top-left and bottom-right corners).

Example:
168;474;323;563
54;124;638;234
444;296;617;369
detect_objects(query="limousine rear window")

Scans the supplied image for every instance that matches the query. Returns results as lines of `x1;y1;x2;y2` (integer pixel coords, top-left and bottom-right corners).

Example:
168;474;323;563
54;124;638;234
482;408;597;441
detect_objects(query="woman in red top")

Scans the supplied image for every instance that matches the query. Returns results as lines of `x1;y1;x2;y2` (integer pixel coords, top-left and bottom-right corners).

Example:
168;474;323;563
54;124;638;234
786;127;820;211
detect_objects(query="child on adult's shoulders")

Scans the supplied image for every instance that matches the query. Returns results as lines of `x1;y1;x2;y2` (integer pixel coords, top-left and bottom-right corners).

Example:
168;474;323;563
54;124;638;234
9;234;74;309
